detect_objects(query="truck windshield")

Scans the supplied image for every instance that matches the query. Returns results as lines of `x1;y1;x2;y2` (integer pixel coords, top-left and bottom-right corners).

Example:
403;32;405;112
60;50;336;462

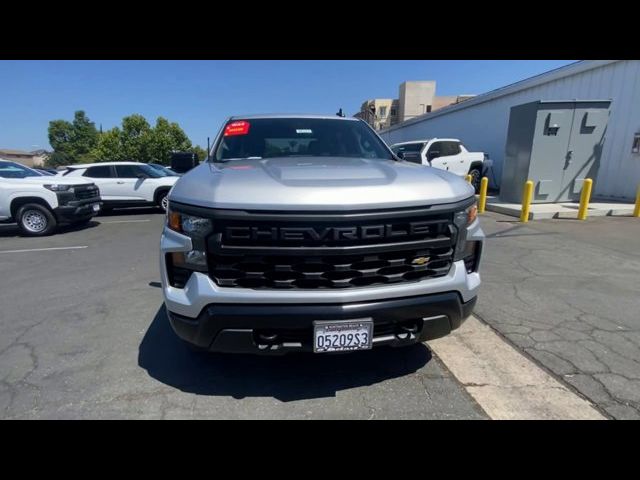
0;161;42;178
213;118;394;162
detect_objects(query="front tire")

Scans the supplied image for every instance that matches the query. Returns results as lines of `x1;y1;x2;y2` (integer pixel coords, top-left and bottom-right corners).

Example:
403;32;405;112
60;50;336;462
157;191;169;212
16;203;57;236
468;168;482;193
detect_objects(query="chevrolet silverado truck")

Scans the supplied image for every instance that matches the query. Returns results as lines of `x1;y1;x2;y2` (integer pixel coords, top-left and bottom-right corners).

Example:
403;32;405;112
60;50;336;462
160;115;484;354
0;159;101;236
390;138;491;192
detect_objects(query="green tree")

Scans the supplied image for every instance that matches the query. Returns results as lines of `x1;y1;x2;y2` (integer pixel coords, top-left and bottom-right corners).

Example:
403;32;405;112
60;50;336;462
46;111;99;166
121;114;153;162
46;151;71;168
49;111;199;166
71;111;99;158
148;117;192;165
91;127;125;162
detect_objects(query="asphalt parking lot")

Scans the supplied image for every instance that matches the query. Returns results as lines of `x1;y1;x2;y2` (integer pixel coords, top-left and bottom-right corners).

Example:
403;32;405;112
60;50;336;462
1;208;636;419
0;209;487;419
476;212;640;419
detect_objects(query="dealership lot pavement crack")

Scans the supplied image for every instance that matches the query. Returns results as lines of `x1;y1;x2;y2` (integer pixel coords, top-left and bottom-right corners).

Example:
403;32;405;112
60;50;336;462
477;212;640;419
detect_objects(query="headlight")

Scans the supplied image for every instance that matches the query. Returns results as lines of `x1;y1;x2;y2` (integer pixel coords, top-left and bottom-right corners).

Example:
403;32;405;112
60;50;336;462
167;208;212;272
453;201;478;262
44;184;72;192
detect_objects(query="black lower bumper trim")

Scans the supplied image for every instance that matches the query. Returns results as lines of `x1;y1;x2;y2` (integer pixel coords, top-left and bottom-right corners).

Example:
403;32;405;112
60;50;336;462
54;201;101;223
167;292;477;355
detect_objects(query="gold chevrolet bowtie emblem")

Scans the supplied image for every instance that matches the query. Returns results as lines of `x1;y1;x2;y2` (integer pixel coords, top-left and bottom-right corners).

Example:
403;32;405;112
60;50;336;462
411;256;430;265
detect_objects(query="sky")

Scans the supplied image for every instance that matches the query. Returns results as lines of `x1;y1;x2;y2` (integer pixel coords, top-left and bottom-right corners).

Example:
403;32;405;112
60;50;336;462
0;60;576;151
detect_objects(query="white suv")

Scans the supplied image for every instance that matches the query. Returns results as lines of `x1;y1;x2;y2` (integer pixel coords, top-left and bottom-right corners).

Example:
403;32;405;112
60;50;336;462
60;162;179;212
0;159;101;236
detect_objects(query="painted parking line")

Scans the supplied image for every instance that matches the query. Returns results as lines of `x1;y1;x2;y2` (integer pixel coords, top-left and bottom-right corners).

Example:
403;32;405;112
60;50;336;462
428;315;605;420
99;219;152;224
0;246;88;254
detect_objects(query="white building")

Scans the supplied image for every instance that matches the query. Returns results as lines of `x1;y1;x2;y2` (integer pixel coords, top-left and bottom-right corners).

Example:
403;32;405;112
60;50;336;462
380;60;640;201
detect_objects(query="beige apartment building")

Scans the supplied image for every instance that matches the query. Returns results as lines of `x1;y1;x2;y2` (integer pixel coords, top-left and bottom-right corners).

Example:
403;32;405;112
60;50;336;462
0;149;47;167
356;81;475;129
354;99;399;131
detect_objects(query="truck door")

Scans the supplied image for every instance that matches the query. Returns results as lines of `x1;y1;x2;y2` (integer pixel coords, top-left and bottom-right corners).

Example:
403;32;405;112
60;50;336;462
445;141;469;176
426;141;449;171
82;165;119;200
113;165;151;201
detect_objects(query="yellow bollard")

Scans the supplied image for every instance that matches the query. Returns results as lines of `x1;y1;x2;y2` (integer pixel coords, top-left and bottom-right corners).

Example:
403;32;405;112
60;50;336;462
478;177;489;214
577;178;593;220
465;174;472;184
520;180;534;223
634;184;640;218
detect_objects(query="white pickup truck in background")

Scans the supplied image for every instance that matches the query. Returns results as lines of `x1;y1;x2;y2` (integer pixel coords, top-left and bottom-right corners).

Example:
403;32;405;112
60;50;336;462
390;138;491;192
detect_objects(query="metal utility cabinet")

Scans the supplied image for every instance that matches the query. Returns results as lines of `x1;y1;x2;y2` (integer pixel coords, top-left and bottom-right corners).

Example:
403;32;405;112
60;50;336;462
500;100;611;203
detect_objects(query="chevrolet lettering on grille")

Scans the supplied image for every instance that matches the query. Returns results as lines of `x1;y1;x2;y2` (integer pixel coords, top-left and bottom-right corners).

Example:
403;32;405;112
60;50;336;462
225;222;434;242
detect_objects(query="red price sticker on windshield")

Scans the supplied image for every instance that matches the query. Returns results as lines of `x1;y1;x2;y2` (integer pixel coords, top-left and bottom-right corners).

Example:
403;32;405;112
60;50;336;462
224;121;250;136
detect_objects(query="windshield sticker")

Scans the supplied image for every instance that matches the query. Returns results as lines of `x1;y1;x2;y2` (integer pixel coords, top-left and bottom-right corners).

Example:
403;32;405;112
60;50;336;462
224;121;250;136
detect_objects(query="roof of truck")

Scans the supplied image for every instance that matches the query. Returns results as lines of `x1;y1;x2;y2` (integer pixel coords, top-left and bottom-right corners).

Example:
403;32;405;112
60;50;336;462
65;161;142;169
228;113;360;121
391;138;460;146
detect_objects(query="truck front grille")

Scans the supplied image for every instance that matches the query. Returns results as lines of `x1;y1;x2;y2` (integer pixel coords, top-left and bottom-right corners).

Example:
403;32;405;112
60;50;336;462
74;184;100;200
203;207;458;290
210;247;453;289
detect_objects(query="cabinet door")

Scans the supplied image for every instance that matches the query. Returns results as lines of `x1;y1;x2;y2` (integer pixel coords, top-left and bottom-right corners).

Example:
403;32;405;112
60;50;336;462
528;105;573;202
561;107;609;201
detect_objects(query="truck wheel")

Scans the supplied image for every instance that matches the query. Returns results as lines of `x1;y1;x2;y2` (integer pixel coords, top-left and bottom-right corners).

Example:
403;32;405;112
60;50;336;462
16;203;57;236
468;168;482;193
157;191;169;212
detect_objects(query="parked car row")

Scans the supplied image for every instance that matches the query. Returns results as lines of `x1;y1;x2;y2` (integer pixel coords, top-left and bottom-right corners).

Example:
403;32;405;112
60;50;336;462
0;160;179;236
57;162;179;213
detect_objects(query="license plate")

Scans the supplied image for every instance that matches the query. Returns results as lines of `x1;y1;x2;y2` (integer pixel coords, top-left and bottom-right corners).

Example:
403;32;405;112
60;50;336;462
92;204;100;212
313;319;373;353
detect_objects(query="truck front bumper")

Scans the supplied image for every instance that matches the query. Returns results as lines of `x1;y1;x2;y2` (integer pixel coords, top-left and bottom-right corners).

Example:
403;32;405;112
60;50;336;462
167;292;476;354
54;202;101;223
54;191;102;223
159;218;483;354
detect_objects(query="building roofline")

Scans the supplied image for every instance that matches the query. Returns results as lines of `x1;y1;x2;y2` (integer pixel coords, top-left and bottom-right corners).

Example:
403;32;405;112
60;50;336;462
381;60;618;134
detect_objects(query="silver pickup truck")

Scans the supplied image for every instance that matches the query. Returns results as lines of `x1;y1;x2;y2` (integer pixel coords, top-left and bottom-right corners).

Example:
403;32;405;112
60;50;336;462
159;114;484;354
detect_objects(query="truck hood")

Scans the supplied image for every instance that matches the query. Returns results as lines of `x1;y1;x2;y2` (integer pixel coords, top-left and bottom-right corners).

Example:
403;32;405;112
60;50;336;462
169;157;475;211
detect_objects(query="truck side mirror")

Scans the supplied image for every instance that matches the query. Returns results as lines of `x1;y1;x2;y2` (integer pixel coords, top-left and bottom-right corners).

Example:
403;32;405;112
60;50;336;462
396;151;404;159
428;150;440;161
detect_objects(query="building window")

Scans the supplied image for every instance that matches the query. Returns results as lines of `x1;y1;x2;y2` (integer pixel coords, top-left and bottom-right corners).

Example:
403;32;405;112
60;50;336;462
390;108;396;117
379;106;387;117
426;105;432;113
